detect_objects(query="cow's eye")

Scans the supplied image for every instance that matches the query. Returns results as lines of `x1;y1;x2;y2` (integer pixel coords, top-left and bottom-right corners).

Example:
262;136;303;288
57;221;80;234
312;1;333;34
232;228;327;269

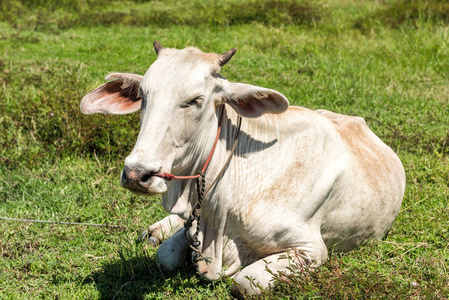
182;96;204;108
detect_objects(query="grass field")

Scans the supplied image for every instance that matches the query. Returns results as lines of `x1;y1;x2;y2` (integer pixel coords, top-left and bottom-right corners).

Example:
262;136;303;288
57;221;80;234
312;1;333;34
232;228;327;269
1;0;448;298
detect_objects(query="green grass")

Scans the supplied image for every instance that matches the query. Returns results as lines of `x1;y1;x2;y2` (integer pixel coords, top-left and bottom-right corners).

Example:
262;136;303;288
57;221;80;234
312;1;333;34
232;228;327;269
1;0;448;298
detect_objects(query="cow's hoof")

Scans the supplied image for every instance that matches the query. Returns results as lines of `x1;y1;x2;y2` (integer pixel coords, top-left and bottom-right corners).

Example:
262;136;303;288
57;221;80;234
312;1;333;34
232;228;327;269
136;230;160;247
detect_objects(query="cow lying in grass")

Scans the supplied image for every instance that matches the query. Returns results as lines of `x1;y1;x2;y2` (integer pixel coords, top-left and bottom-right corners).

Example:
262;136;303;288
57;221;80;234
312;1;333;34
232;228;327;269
81;41;405;296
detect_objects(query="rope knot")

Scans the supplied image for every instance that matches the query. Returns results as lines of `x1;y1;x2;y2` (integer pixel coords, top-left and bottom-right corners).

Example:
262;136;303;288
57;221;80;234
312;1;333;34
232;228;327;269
194;208;202;217
162;173;175;180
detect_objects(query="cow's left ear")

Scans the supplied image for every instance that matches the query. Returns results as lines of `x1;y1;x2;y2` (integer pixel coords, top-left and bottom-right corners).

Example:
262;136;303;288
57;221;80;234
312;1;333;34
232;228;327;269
80;73;143;115
221;83;289;118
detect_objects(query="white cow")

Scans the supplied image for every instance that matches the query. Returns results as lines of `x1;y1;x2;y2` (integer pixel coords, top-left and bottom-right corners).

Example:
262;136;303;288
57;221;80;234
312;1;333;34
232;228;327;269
81;42;405;296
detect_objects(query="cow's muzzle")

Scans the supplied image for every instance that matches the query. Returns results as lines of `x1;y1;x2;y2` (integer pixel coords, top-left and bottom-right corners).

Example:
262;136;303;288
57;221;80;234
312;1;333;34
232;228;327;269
121;166;161;194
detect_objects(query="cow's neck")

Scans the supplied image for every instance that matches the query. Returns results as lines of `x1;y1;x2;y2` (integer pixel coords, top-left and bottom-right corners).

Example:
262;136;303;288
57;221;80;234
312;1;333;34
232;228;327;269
204;106;283;213
161;106;233;220
194;107;287;278
163;105;284;219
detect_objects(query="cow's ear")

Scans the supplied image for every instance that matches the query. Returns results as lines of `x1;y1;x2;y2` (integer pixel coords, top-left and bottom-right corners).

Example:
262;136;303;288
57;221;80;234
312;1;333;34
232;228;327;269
222;83;289;118
80;73;143;115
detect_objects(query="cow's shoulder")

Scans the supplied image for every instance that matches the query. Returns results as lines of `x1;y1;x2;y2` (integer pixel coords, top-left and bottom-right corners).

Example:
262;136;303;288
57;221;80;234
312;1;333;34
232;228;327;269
314;109;374;144
315;109;403;192
315;109;367;128
314;108;392;168
281;107;367;137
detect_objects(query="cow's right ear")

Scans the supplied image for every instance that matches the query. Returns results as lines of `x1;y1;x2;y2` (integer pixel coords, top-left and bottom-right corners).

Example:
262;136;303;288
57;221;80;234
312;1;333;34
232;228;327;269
80;73;143;115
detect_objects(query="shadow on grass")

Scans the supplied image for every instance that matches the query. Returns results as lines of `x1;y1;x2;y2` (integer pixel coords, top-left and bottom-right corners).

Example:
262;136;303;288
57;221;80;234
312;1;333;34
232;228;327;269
80;246;231;300
82;251;201;299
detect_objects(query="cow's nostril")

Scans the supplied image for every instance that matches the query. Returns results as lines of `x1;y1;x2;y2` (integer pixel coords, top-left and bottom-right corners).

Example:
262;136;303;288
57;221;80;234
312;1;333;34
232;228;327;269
141;173;154;183
121;170;127;183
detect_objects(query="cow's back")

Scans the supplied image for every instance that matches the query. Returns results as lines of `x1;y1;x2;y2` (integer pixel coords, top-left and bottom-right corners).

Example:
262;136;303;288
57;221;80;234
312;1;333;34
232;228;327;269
316;109;405;252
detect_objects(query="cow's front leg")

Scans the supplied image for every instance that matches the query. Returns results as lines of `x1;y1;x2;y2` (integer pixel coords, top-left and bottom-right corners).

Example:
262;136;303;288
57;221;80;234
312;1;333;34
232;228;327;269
157;227;191;273
231;246;327;297
138;214;185;246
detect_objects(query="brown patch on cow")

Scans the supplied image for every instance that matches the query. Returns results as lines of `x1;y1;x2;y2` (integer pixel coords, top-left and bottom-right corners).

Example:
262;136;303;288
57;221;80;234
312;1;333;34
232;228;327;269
201;51;221;66
199;51;222;73
320;110;398;194
169;47;222;73
184;48;219;64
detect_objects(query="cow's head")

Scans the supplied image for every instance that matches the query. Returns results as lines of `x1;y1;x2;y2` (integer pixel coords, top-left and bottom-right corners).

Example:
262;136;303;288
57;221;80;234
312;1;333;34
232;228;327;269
81;41;288;205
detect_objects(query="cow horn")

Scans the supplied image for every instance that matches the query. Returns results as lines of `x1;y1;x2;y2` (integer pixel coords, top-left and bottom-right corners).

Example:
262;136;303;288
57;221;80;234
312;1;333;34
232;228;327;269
219;48;237;67
153;41;164;55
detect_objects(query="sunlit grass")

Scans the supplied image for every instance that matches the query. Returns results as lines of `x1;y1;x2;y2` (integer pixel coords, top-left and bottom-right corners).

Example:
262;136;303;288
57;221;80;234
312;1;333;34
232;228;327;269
0;0;448;298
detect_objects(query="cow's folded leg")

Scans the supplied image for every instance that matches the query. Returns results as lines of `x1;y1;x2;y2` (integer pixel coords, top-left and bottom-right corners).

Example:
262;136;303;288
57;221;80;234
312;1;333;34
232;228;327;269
157;228;191;273
137;214;185;246
231;246;326;297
